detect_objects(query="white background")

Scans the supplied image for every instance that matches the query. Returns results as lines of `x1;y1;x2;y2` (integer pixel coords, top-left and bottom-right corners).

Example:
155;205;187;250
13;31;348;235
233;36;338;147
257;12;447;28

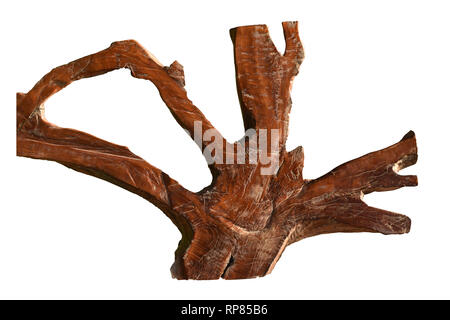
1;0;449;299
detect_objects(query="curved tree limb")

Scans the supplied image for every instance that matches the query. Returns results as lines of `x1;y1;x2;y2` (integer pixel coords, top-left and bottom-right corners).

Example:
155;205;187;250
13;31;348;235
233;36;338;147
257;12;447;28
16;40;227;152
15;40;219;233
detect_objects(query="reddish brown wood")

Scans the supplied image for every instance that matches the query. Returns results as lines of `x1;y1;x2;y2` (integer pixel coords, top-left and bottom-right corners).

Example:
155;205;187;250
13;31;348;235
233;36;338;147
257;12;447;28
16;21;418;280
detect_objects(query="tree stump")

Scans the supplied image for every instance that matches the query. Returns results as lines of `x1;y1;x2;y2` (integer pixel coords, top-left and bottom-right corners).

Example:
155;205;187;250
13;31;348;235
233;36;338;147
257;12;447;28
16;21;418;279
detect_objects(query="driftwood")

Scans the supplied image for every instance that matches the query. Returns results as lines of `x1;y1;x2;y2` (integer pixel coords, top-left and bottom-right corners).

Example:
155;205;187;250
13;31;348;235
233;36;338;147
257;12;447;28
16;21;418;279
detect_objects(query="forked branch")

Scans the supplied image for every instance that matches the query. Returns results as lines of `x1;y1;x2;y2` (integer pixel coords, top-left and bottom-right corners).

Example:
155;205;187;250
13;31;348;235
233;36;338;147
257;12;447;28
230;21;304;149
276;131;418;244
15;39;223;229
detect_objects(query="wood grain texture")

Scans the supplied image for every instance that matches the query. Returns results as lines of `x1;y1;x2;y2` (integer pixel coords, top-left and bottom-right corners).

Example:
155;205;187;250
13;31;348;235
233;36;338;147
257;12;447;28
16;22;418;280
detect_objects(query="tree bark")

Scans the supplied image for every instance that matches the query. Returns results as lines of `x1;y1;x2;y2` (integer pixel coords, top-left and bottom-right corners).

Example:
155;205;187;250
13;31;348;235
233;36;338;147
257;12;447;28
16;21;418;280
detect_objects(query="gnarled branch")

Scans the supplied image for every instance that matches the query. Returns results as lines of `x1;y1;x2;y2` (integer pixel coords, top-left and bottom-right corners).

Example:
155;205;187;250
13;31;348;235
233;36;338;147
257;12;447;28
230;21;304;150
16;22;418;280
17;40;227;152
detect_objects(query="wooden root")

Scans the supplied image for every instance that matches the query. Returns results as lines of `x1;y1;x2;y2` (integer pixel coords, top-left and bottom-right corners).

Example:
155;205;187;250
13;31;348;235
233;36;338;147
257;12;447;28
16;22;417;280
